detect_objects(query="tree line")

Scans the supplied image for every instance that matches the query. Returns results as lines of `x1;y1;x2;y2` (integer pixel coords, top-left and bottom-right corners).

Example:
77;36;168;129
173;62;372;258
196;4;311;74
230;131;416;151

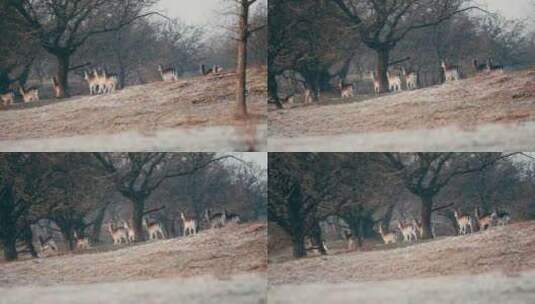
268;0;535;106
0;153;266;261
268;153;535;258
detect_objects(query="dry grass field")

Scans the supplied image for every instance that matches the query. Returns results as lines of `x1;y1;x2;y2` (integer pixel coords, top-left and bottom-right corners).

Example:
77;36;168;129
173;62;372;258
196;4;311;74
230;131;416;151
269;68;535;151
0;67;267;151
0;223;267;303
267;221;535;303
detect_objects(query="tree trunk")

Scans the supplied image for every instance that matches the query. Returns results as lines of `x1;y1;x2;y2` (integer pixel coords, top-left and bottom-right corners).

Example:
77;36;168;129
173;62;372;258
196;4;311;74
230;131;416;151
132;198;146;241
236;0;249;117
420;195;435;239
375;48;390;93
2;237;18;261
291;233;306;258
310;221;327;255
60;226;75;251
268;70;283;108
56;54;70;98
22;224;38;258
91;203;109;244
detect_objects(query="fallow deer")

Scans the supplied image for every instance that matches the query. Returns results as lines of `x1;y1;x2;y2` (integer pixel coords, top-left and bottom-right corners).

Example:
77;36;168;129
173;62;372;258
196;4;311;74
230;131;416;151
387;70;402;92
473;59;488;73
204;209;226;229
74;231;90;250
441;60;461;82
51;76;62;98
143;217;166;240
475;207;497;231
1;91;14;106
338;79;354;98
107;223;129;245
412;219;424;239
180;212;197;236
224;209;241;224
39;235;58;253
495;210;511;226
19;86;39;102
343;230;356;251
122;220;136;242
158;64;178;81
370;72;380;94
104;71;118;94
304;236;328;255
200;64;214;76
84;70;99;95
398;220;417;242
487;58;503;71
402;67;418;90
304;88;314;104
453;209;473;235
377;224;397;245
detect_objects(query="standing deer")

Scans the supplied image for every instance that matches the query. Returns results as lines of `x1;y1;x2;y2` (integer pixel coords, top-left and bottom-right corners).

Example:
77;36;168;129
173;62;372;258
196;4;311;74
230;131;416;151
181;212;197;236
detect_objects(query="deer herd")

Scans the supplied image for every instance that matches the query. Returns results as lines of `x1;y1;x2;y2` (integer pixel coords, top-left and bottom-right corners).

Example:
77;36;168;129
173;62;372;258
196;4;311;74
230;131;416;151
36;208;240;257
374;207;511;247
1;63;224;107
286;57;504;105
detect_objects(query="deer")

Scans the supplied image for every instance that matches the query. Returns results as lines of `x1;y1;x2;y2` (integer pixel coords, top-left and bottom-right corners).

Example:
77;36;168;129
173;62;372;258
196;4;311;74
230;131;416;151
441;60;461;82
122;220;136;242
475;207;497;231
200;64;214;76
39;235;58;255
304;236;328;255
412;219;424;239
224;209;241;224
370;72;380;94
19;86;39;102
387;70;402;92
102;70;118;94
303;88;314;104
74;231;91;250
486;58;503;71
377;224;397;245
343;230;356;251
93;69;109;95
401;67;418;90
51;76;62;98
398;220;417;242
338;79;354;98
107;223;129;245
158;64;179;81
143;217;166;240
1;91;14;106
83;70;99;95
473;59;488;73
203;209;226;229
495;210;511;226
180;212;197;236
453;209;473;235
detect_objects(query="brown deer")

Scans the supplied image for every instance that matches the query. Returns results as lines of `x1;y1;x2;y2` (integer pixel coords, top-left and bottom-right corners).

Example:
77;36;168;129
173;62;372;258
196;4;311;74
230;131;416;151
19;86;39;102
453;209;473;235
377;224;397;244
180;212;197;236
1;91;14;106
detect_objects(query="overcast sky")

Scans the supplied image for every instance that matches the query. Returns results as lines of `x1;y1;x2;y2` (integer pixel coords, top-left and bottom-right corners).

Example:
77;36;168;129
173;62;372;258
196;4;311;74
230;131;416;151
158;0;531;24
478;0;533;20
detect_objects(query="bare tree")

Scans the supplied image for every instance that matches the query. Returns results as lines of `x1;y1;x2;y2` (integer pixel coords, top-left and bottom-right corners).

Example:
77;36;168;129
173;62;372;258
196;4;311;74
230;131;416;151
230;0;266;117
376;153;516;239
330;0;479;92
93;153;236;241
5;0;160;97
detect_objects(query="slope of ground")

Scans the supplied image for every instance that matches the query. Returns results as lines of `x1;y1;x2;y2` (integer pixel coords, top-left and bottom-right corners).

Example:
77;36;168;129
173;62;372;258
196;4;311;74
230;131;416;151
0;223;266;287
268;221;535;285
0;67;266;151
269;68;535;151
